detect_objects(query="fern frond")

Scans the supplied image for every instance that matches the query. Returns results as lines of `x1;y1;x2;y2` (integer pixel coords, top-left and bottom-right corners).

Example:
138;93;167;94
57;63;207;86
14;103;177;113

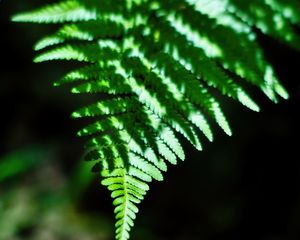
101;157;149;240
229;0;300;50
72;96;138;117
13;0;298;239
11;1;97;23
265;0;300;25
35;19;124;50
34;42;119;63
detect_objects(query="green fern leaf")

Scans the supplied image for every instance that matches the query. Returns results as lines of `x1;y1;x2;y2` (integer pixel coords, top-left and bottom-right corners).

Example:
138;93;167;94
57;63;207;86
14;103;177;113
12;1;98;23
13;0;298;239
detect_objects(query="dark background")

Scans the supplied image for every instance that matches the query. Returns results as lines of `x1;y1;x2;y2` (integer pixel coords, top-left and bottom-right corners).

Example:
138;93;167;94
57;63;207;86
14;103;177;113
1;1;300;240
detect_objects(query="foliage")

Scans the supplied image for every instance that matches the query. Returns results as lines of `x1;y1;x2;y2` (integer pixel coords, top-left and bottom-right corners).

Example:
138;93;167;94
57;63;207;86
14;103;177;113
12;0;300;239
0;146;108;240
0;147;45;182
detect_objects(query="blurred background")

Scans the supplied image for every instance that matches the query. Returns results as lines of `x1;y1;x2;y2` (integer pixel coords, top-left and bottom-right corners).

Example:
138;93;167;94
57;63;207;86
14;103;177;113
1;1;300;240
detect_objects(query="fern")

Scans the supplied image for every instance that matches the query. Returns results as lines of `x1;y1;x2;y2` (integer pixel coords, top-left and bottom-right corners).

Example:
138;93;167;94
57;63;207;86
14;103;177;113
12;0;299;239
